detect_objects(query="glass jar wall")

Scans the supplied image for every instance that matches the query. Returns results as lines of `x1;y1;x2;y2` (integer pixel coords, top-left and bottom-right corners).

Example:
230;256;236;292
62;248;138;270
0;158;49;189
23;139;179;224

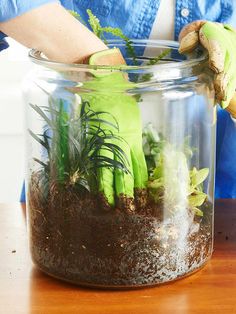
24;40;216;288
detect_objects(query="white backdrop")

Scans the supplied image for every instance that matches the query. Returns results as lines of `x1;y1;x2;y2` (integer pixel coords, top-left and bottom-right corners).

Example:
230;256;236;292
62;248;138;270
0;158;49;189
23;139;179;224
0;38;31;202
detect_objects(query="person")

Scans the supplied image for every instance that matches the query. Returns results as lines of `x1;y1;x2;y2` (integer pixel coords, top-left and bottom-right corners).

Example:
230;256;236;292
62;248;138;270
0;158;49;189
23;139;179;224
1;0;236;200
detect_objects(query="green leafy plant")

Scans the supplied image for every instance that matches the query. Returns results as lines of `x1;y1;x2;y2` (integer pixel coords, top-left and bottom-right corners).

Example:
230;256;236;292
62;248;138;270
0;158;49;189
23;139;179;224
29;98;129;194
142;123;165;172
188;167;209;216
86;9;138;65
146;48;171;66
69;9;138;64
71;9;169;67
143;123;209;216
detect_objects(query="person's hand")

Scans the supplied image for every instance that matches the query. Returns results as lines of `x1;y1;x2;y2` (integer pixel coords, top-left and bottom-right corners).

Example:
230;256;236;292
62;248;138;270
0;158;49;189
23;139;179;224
0;2;107;63
179;21;236;116
79;48;148;210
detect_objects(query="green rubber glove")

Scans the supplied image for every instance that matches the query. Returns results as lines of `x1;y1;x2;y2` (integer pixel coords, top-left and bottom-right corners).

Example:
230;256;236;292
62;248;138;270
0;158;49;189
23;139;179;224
179;21;236;108
79;49;148;208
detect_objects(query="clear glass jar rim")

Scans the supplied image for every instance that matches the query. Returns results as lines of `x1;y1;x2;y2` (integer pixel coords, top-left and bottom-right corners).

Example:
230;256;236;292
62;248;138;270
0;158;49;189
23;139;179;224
28;39;207;73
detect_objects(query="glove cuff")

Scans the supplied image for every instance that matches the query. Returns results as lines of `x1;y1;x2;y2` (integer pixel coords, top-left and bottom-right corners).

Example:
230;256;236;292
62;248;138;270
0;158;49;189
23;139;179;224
77;48;126;66
88;48;126;66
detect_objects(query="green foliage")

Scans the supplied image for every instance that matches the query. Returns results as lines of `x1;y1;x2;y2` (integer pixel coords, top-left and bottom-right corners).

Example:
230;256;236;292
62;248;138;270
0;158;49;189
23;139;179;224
144;124;209;216
68;10;86;25
101;26;138;65
188;167;209;216
70;9;172;68
70;9;137;64
86;10;138;64
143;123;165;172
29;98;129;193
86;9;103;38
146;48;171;66
190;167;209;188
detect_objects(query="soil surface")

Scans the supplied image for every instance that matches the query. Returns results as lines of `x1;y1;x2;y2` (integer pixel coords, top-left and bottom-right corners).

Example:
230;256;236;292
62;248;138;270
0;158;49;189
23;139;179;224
28;172;213;288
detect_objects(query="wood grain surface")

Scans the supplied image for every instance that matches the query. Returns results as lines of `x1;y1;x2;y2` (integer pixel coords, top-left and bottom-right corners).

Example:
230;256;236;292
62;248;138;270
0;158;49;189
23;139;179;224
0;200;236;314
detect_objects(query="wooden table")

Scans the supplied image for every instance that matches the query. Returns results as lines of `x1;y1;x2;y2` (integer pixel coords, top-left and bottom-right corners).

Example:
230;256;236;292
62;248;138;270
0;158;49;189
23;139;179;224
0;200;236;314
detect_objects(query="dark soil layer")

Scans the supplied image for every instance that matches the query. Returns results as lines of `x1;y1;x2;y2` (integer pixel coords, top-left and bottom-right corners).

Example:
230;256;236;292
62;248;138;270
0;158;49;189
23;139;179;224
28;173;213;288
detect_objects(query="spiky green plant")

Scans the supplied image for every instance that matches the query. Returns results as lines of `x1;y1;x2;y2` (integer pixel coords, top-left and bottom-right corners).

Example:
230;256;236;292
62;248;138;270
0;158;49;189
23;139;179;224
29;98;129;194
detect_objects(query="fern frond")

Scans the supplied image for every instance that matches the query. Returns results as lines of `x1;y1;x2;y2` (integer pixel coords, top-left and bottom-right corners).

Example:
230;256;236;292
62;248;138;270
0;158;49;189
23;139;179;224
68;10;87;26
147;48;171;65
87;9;103;37
102;27;138;65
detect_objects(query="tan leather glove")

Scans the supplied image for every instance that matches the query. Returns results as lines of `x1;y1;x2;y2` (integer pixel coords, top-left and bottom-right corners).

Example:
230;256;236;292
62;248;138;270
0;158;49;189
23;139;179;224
179;20;236;117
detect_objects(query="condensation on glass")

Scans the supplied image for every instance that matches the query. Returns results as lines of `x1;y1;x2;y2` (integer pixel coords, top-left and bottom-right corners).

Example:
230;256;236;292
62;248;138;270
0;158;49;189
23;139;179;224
23;40;216;288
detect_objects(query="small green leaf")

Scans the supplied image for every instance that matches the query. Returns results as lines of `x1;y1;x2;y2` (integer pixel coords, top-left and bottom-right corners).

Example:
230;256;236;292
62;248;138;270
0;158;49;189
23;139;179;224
187;186;195;196
193;207;204;217
191;168;209;187
153;166;163;180
148;178;163;189
188;192;207;207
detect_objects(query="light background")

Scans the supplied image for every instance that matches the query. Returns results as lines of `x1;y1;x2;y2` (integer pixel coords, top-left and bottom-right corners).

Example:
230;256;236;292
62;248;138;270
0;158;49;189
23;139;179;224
0;38;31;202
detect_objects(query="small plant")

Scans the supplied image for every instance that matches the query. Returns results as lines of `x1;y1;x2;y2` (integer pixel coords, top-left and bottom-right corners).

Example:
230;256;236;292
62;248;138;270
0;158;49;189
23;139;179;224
29;98;129;195
143;123;209;217
188;167;209;216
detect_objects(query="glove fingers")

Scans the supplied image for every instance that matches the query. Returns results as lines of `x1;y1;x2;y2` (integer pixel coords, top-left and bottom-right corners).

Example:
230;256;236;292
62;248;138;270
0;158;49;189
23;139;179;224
97;147;115;206
179;31;199;54
179;21;236;110
225;92;236;117
199;23;226;73
114;142;134;197
214;54;236;106
114;143;136;212
179;20;206;53
131;148;148;188
114;166;134;197
214;72;229;104
219;76;236;109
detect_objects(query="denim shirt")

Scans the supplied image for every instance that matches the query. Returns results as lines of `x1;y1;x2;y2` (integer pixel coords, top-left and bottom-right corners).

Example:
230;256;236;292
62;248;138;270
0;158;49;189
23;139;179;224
1;1;235;38
1;0;236;198
61;0;236;39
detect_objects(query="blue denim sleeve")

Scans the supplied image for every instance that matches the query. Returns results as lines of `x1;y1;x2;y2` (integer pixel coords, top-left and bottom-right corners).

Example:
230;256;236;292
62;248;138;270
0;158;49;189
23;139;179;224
0;32;8;50
0;0;59;22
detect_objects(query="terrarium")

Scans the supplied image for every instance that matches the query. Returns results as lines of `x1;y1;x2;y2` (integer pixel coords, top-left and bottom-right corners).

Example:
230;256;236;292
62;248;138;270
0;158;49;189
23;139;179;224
24;39;216;288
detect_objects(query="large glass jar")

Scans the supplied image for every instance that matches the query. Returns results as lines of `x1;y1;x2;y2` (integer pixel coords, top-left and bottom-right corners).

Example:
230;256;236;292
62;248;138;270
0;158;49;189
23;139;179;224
24;40;216;288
